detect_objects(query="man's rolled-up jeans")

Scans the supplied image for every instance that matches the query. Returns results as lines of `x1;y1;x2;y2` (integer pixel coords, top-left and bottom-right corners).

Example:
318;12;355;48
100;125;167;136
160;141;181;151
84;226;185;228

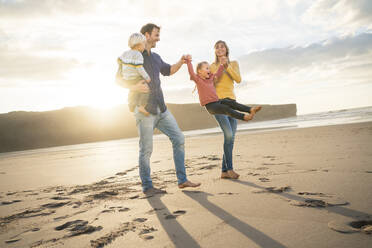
134;107;188;192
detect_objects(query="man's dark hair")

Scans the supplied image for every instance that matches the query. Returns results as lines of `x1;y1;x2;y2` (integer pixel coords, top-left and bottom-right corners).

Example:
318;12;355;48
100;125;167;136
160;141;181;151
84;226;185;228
140;23;161;36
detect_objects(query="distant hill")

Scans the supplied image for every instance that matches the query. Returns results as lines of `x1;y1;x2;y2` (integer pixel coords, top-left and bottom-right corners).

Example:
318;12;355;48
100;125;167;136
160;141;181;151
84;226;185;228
0;103;296;153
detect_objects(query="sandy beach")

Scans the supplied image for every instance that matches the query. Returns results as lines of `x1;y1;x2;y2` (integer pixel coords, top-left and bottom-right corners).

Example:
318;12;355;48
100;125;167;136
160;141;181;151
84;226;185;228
0;121;371;247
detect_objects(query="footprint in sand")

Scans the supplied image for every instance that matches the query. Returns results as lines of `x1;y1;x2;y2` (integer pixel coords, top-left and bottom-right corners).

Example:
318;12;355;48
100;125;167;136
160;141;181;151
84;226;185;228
69;187;89;195
26;192;39;196
164;210;187;219
89;190;119;199
291;197;348;208
262;163;276;166
207;157;221;161
199;164;218;170
259;178;270;182
54;215;70;221
297;192;328;197
247;172;261;176
133;218;147;223
94;180;110;186
197;155;221;161
50;196;70;200
101;209;115;213
55;219;102;237
5;238;21;244
146;207;164;214
118;207;130;212
1;199;22;205
71;201;83;208
252;186;291;194
4;227;40;244
182;190;203;194
164;214;177;219
129;194;140;199
41;201;71;209
55;219;86;230
1;208;56;226
141;235;154;240
217;192;238;195
328;219;372;234
173;210;186;215
90;222;137;248
139;226;157;235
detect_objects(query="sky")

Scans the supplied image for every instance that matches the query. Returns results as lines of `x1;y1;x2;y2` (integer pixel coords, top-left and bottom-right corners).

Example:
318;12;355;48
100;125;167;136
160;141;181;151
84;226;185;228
1;0;372;115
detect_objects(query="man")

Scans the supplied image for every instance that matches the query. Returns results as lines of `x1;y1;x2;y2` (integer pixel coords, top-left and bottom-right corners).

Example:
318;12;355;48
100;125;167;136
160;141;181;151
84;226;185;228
126;23;201;194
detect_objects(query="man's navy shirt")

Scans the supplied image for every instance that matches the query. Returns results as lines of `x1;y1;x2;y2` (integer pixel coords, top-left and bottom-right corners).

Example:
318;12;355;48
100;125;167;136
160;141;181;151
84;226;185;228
142;50;171;115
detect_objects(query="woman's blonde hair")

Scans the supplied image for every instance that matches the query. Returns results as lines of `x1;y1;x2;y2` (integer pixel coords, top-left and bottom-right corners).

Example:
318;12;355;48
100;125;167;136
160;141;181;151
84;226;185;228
214;40;230;64
128;33;146;49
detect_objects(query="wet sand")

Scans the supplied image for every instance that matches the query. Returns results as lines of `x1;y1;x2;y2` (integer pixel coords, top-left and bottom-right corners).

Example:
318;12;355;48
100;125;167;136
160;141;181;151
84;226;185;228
0;121;371;247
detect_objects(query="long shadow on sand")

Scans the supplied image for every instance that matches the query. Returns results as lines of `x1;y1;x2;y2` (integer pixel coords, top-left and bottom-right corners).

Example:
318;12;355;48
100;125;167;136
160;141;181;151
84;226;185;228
235;180;371;219
146;195;201;248
183;190;287;248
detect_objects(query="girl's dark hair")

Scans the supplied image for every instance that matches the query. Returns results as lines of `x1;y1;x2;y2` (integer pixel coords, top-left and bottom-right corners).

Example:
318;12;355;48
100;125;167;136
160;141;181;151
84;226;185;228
214;40;230;64
196;61;208;73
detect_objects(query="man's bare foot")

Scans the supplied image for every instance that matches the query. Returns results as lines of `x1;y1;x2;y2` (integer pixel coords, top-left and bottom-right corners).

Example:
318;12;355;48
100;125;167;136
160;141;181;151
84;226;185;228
227;170;240;179
144;187;167;195
178;181;201;189
243;114;253;121
138;106;150;116
250;106;262;115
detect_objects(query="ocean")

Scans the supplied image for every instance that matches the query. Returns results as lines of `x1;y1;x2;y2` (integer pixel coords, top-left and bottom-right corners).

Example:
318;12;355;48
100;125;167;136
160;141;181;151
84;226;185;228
1;106;372;159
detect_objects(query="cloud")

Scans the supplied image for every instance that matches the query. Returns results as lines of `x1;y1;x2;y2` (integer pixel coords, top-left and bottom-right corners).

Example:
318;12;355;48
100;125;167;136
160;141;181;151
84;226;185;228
238;32;372;74
0;0;100;19
0;44;79;84
302;0;372;33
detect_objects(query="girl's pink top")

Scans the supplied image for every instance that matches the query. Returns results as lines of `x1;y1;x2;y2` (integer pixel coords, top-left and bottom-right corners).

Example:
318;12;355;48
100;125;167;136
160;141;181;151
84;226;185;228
186;60;224;106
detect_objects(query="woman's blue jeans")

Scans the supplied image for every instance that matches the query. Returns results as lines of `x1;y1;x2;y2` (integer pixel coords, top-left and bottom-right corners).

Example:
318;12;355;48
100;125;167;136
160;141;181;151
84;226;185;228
214;114;237;172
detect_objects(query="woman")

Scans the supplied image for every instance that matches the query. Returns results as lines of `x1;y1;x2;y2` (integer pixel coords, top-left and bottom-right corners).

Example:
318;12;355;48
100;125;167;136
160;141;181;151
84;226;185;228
210;40;261;179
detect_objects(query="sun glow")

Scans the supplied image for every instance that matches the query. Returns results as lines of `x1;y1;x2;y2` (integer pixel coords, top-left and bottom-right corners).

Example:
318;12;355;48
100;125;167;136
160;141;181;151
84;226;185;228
64;65;128;110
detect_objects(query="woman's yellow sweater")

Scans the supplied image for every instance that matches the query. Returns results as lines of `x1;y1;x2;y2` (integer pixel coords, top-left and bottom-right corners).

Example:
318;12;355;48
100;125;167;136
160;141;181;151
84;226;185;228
210;61;241;100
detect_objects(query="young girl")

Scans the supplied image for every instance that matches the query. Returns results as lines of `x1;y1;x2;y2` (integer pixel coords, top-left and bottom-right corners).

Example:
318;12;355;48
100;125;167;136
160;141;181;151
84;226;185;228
186;56;261;121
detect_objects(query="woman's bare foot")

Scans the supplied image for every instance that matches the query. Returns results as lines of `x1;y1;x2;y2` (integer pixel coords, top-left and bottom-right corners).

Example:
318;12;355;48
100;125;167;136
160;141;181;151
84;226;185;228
227;170;240;179
221;170;239;179
221;172;230;179
178;180;201;189
250;106;262;116
243;114;253;121
138;106;150;116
